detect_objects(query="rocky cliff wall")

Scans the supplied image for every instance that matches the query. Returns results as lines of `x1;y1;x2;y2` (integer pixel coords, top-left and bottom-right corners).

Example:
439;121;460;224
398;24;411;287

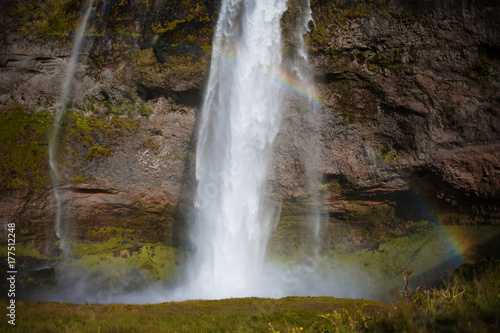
0;0;499;256
307;0;500;221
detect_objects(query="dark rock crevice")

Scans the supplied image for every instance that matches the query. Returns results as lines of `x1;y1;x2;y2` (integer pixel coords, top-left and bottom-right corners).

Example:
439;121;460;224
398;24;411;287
137;85;202;108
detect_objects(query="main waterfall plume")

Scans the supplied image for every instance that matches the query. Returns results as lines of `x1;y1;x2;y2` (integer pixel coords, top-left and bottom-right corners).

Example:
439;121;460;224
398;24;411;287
185;0;288;299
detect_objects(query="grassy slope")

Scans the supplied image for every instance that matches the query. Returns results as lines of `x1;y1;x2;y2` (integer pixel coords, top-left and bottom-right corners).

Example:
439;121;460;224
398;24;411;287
5;297;389;332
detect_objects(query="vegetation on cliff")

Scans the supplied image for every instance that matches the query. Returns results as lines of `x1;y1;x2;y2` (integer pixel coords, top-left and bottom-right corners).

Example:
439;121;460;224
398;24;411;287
57;110;140;181
0;106;52;189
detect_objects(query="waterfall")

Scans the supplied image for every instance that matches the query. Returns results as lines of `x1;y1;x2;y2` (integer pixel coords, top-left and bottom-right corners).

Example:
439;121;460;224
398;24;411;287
294;0;323;251
49;0;94;256
184;0;288;299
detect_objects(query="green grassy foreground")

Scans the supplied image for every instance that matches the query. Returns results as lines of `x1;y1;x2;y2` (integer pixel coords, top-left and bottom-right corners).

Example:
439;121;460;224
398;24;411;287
4;297;389;332
2;259;499;332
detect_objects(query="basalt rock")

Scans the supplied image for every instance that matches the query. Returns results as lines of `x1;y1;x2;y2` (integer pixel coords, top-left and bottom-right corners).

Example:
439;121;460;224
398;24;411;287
306;0;500;221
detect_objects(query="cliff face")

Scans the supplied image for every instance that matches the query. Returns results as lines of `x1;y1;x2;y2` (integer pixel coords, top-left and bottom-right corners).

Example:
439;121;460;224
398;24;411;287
0;0;499;256
306;0;500;221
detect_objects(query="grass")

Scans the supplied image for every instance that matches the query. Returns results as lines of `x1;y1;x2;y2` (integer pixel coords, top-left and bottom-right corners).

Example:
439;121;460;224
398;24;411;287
5;297;390;332
3;259;499;332
391;259;500;332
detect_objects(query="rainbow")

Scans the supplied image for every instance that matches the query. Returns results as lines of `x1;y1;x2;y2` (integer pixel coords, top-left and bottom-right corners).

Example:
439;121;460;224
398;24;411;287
403;183;473;266
210;48;324;111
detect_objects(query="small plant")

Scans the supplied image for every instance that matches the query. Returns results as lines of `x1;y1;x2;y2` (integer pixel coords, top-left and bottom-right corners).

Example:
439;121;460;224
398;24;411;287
376;146;399;163
103;100;114;115
87;145;112;160
44;96;55;108
138;101;153;117
315;308;373;332
141;137;160;153
85;98;97;114
401;267;418;305
71;175;87;183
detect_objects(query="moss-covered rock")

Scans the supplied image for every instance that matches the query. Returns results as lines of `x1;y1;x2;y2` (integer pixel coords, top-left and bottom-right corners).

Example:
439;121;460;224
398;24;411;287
0;106;52;190
57;111;140;180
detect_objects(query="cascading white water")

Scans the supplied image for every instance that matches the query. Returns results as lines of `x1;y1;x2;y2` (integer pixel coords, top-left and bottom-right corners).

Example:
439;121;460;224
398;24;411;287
36;0;380;304
49;0;94;256
184;0;288;299
293;1;323;248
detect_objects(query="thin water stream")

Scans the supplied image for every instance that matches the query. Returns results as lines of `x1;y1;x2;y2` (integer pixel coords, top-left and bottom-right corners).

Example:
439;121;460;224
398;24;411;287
48;0;94;257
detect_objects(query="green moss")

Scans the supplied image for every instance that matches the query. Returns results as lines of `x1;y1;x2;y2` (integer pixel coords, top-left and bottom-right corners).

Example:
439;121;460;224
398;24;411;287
138;101;153;117
465;47;500;97
318;179;343;193
72;237;131;257
133;50;209;89
71;204;177;246
164;150;196;160
326;76;380;124
120;2;216;88
310;13;417;74
0;106;52;189
153;18;187;34
141;136;160;153
71;175;88;183
69;238;181;285
367;62;379;72
342;203;419;241
9;0;80;41
4;245;56;260
375;146;400;164
87;145;112;160
309;0;414;55
58;111;140;178
318;175;357;196
136;48;157;67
